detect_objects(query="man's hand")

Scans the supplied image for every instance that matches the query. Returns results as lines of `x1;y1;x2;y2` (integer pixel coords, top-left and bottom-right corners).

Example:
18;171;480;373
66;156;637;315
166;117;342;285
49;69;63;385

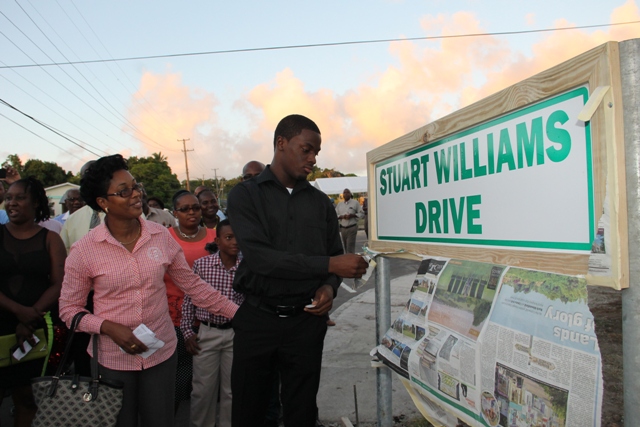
15;305;44;329
15;323;37;352
305;284;334;316
185;335;201;355
328;254;368;278
2;166;21;184
100;320;148;355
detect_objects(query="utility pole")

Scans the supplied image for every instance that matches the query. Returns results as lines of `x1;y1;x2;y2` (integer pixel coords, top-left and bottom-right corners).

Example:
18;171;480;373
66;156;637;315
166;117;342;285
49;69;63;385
212;168;219;195
179;138;193;191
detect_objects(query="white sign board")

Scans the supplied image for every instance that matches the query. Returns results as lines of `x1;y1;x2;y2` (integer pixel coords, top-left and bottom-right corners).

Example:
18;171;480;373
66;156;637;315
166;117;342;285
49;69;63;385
375;87;594;252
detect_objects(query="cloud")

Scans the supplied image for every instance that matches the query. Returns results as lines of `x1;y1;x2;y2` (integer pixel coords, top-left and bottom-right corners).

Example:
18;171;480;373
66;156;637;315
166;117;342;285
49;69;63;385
127;1;640;179
127;70;252;180
461;0;640;104
525;13;536;26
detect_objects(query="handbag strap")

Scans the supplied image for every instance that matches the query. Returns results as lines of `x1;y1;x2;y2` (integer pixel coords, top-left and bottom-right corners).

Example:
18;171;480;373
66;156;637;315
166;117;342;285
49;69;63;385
46;311;88;397
53;311;88;378
39;311;54;376
89;334;101;399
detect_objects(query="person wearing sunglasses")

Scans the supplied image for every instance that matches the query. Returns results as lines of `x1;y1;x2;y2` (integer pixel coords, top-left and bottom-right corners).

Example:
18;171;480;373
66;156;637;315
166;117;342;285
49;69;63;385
53;188;85;225
59;155;238;427
164;190;217;413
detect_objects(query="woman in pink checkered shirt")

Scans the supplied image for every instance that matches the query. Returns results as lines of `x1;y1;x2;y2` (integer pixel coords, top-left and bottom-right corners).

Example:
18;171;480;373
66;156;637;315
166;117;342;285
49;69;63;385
59;155;238;427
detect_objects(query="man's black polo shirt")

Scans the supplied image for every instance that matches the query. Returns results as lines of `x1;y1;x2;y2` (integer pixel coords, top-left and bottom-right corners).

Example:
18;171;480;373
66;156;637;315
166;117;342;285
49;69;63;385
227;165;344;304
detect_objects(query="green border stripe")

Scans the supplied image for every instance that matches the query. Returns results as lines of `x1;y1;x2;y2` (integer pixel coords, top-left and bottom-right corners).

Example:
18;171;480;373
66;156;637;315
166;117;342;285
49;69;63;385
377;236;591;251
377;87;589;166
375;86;595;250
410;377;489;426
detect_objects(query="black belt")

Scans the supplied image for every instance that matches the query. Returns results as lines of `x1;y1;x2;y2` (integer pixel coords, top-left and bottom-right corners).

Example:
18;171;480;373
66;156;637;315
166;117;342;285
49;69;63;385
340;223;357;229
200;320;233;329
245;295;309;318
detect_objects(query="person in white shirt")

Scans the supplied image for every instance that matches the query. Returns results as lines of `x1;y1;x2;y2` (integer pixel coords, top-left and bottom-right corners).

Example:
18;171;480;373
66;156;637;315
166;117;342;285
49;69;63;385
59;161;101;253
140;186;175;228
59;204;105;253
53;188;85;225
335;188;364;254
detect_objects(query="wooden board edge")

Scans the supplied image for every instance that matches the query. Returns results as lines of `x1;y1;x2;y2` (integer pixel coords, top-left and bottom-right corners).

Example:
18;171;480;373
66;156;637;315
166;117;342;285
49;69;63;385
365;41;628;289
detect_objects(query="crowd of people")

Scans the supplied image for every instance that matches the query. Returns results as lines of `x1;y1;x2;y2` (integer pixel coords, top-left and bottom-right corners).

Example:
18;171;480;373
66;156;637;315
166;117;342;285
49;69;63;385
0;114;368;427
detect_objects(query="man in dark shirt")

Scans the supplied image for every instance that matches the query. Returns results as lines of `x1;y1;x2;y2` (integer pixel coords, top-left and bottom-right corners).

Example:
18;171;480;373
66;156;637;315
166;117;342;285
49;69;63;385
227;114;368;427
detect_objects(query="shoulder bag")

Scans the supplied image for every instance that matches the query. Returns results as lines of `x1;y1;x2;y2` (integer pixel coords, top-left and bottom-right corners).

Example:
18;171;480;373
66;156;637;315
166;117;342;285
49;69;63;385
31;312;124;427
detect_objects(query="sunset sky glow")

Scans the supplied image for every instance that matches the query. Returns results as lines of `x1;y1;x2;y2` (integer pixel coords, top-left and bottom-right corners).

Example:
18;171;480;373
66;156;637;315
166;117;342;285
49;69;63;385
1;0;639;181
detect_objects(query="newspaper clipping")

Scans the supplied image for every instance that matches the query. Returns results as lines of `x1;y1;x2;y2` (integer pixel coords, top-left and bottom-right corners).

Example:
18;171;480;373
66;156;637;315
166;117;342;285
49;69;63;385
373;258;602;427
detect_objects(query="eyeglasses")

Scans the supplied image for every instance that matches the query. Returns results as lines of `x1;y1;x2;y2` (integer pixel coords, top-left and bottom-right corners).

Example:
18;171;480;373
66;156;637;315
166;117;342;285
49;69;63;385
103;183;143;199
175;205;202;213
66;197;83;203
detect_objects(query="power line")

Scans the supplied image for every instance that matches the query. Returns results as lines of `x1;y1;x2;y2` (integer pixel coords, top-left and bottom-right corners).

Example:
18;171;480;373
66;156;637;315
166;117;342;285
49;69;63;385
64;0;186;141
0;97;102;156
4;3;178;153
1;20;638;70
0;64;118;153
0;112;84;161
0;24;140;149
19;0;177;145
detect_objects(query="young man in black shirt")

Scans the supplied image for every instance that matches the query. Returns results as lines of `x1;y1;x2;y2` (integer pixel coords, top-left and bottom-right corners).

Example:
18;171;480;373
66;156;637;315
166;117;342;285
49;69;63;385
227;114;368;427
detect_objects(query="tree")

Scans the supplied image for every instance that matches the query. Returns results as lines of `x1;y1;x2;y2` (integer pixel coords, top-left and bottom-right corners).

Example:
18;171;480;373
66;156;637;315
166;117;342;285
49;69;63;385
68;172;82;185
307;166;344;181
541;385;568;420
127;152;181;206
3;154;23;176
22;159;73;187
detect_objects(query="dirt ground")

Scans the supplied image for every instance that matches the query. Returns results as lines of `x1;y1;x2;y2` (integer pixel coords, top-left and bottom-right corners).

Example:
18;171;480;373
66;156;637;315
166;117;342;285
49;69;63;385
588;285;624;427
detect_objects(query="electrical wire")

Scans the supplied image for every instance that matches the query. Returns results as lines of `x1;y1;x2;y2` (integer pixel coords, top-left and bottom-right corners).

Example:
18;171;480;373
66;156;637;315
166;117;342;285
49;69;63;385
0;112;85;161
4;4;178;153
0;65;118;153
0;97;102;157
0;20;638;69
64;0;185;141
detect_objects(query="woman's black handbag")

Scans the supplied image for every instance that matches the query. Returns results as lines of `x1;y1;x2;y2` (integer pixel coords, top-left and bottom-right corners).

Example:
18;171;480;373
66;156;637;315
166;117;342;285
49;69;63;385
31;312;124;427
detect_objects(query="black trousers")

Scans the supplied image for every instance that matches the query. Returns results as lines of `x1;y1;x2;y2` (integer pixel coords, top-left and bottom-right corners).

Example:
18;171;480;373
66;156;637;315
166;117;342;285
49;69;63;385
99;351;177;427
231;301;328;427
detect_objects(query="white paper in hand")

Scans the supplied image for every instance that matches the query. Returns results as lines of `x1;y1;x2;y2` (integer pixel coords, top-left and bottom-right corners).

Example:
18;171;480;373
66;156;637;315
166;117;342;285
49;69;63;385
131;324;165;358
12;334;40;361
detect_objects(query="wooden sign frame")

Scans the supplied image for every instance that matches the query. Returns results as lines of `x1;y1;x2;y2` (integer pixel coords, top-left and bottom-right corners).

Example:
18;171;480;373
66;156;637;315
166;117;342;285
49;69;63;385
366;41;627;289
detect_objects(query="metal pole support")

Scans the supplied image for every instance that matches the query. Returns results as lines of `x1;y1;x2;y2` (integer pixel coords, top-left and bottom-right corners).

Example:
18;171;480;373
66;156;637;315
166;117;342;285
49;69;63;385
620;38;640;425
375;255;393;427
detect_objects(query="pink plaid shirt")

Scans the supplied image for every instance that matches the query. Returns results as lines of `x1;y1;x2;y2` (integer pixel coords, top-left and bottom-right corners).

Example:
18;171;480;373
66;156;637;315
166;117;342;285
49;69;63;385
181;252;245;340
59;218;238;371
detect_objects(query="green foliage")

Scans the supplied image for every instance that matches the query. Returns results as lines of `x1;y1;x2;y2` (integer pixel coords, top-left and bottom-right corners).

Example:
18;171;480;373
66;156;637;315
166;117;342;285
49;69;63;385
184;175;243;202
127;152;181;205
307;166;345;181
472;301;491;326
541;384;568;420
22;159;73;187
68;172;82;185
3;154;24;175
504;269;587;303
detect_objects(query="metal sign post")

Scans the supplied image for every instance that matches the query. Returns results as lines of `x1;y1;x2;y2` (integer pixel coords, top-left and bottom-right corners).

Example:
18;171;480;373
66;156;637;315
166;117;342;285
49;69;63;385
375;255;393;427
620;38;640;425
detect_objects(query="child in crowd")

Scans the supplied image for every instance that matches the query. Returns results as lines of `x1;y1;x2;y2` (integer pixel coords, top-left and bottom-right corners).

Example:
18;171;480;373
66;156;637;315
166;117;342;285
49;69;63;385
180;220;244;427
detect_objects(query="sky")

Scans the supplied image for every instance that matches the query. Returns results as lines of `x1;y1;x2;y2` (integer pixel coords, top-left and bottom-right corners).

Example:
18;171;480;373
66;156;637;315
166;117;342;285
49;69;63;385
1;0;639;183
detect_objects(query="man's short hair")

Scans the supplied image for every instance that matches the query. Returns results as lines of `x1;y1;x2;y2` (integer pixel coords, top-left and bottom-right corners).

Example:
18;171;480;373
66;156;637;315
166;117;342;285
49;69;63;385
273;114;320;148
